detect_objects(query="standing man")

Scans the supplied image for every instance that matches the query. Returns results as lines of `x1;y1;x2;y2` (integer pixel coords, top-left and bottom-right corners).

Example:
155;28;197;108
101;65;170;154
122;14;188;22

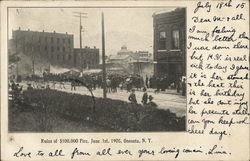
156;77;160;92
141;87;148;105
182;78;186;96
71;80;76;91
145;75;149;88
176;77;181;93
149;76;153;88
128;89;137;104
106;78;111;93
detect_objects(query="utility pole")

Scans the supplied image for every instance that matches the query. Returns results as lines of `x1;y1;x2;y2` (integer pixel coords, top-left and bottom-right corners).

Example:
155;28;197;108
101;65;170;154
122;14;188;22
102;12;107;98
73;12;87;71
32;46;35;75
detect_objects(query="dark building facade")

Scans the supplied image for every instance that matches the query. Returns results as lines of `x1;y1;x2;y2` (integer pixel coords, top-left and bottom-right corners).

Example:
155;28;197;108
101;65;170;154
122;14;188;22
8;28;100;75
10;28;74;67
74;47;99;70
153;8;186;84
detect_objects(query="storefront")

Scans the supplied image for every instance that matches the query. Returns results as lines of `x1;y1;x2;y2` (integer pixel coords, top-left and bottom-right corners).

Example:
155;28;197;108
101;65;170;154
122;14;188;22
153;8;186;84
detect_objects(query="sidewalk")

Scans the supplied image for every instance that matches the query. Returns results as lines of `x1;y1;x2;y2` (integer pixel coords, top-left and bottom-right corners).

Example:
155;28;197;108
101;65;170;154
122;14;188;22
146;88;183;96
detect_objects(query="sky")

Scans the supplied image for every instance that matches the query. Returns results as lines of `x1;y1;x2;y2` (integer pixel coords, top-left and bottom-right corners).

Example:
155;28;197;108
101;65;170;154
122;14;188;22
8;7;176;55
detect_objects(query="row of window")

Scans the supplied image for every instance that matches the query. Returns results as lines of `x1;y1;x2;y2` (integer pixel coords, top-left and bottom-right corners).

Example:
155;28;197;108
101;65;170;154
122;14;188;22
16;35;72;44
22;45;71;53
46;46;70;52
75;52;99;57
21;45;100;56
40;37;71;44
158;30;180;50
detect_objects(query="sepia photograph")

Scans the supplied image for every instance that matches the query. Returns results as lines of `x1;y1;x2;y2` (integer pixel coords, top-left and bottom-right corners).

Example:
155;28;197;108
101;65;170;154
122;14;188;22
8;7;187;132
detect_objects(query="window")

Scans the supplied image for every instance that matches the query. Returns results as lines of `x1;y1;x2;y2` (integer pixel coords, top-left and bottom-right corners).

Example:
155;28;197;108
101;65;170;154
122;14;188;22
63;39;65;43
57;46;60;51
45;46;47;50
172;30;180;49
68;38;71;44
51;37;54;43
45;37;47;42
51;46;54;52
62;55;65;61
160;31;166;39
38;36;41;43
57;55;60;60
63;47;65;52
68;55;71;60
159;31;166;50
57;38;60;43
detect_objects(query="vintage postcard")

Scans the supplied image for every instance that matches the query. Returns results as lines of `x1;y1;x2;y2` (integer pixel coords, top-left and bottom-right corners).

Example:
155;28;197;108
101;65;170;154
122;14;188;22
0;0;249;161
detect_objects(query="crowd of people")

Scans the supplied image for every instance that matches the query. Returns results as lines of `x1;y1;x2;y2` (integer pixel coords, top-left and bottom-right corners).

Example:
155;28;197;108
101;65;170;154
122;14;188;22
9;73;186;102
37;73;146;93
43;73;186;94
10;72;187;94
145;75;186;95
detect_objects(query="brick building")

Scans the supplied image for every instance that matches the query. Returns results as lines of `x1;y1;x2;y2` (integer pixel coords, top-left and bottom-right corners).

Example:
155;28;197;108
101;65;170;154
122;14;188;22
10;28;74;67
153;8;186;84
74;47;99;70
8;28;99;76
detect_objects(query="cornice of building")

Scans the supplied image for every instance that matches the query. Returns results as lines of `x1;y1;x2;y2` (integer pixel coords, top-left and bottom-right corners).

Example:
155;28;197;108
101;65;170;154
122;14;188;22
13;28;74;37
153;8;185;20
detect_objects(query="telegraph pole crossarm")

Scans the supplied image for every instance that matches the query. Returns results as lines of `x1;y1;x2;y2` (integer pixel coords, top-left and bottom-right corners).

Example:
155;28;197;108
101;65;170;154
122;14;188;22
72;11;88;71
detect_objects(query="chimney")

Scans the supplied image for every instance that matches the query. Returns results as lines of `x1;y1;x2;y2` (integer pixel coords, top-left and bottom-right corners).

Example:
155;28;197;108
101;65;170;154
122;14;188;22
19;27;21;30
28;28;30;31
43;30;44;32
54;31;56;33
66;32;68;34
